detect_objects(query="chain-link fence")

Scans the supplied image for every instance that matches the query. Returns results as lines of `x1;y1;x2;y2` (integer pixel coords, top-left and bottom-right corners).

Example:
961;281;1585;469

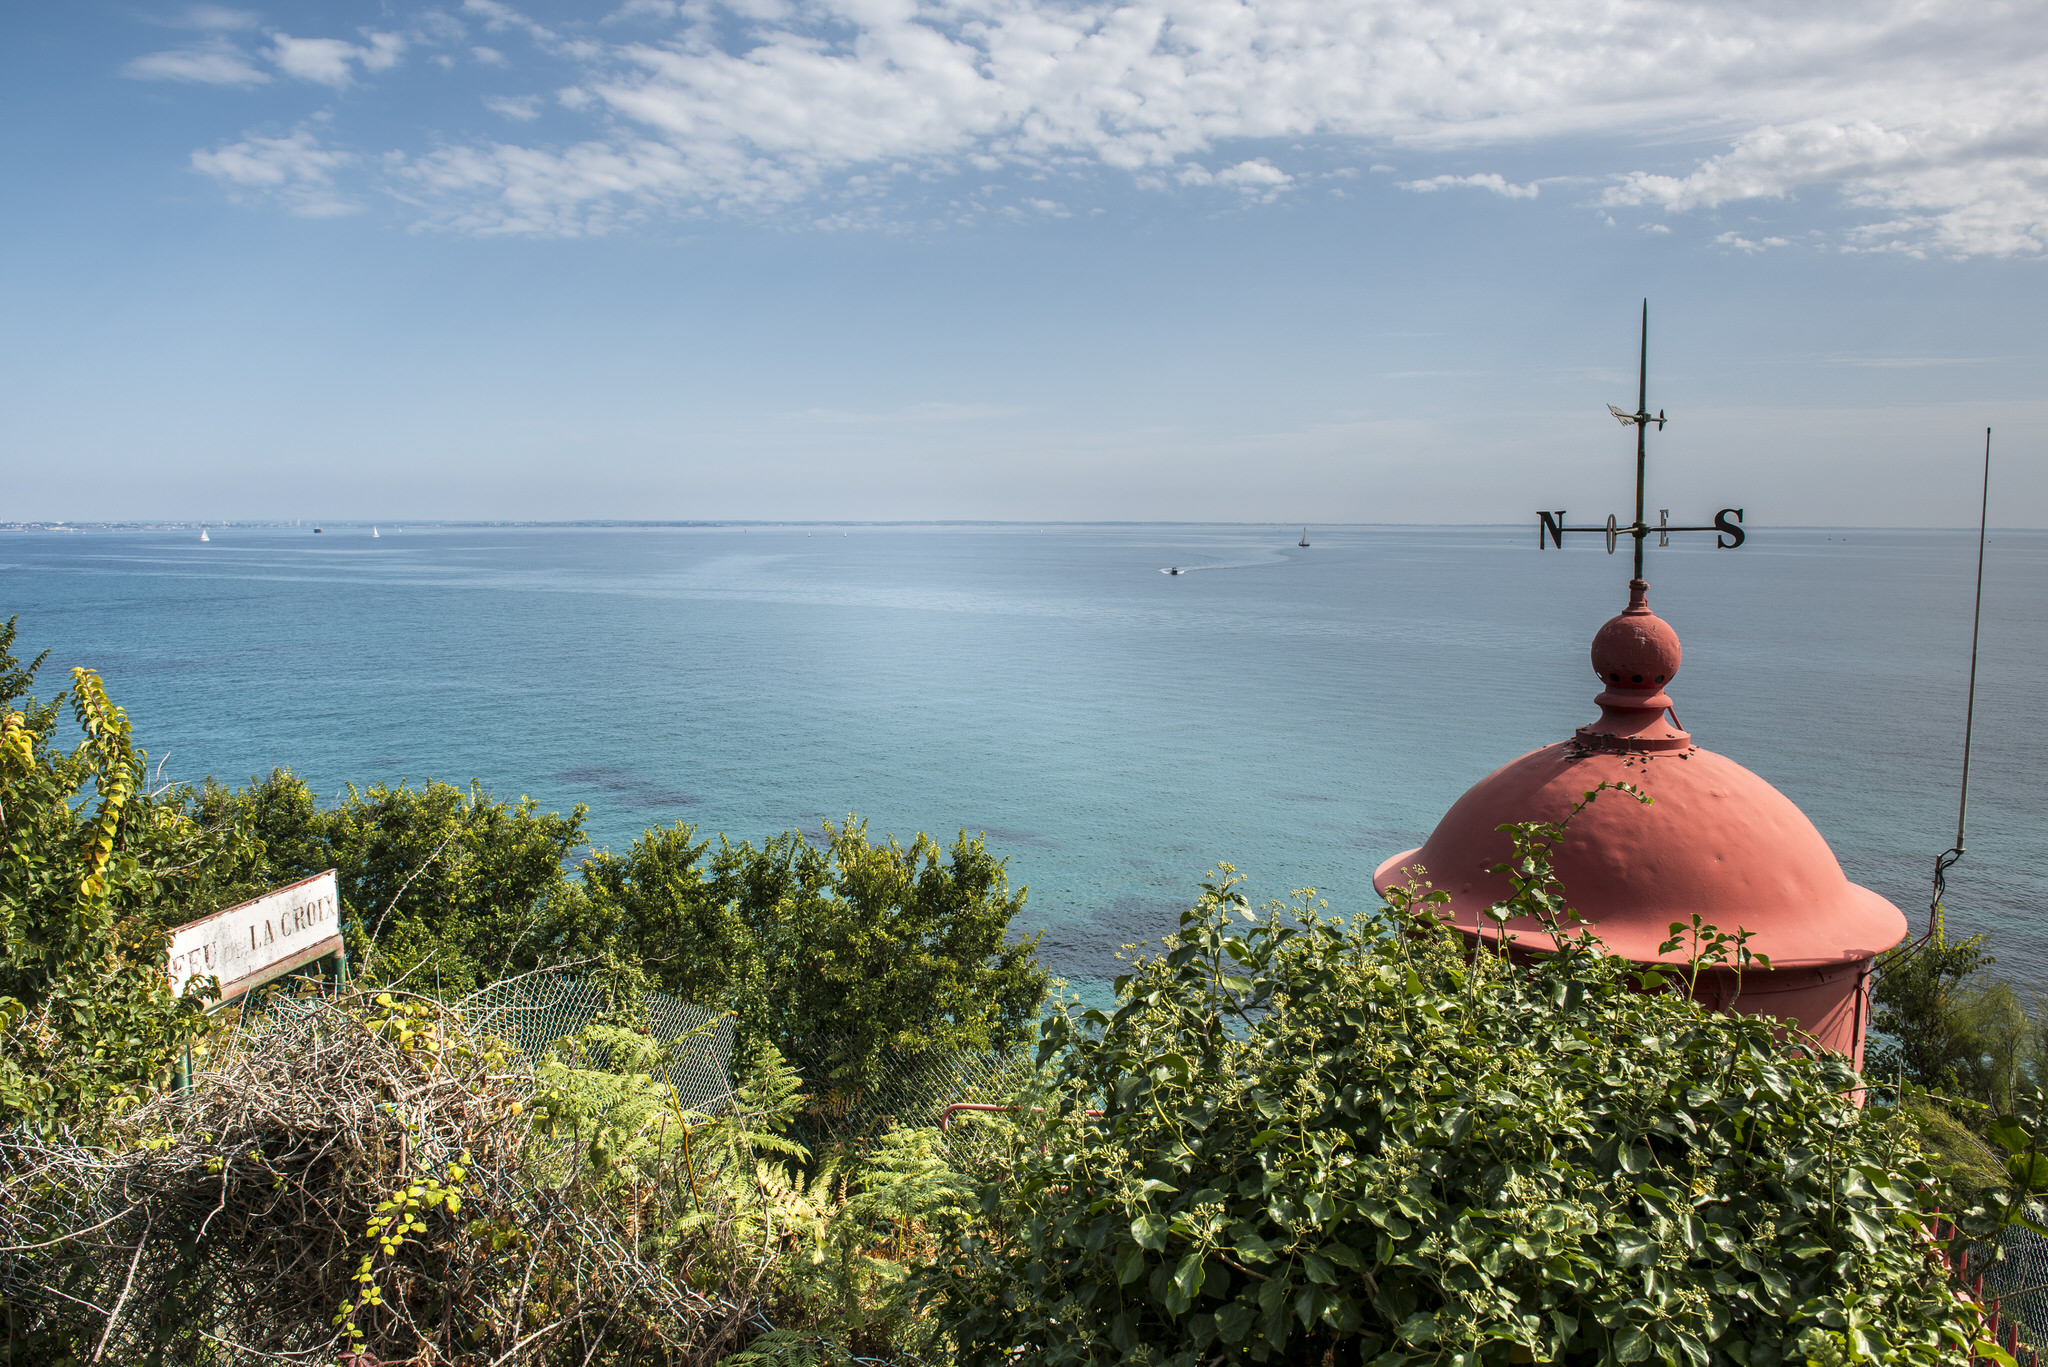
459;972;738;1114
1972;1219;2048;1364
787;1040;1035;1151
450;972;1034;1145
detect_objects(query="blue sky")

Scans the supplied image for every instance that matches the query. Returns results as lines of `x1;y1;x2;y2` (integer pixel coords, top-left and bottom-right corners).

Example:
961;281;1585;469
5;0;2045;524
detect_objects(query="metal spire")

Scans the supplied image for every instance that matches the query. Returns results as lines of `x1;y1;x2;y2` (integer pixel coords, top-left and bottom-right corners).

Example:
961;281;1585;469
1539;300;1746;569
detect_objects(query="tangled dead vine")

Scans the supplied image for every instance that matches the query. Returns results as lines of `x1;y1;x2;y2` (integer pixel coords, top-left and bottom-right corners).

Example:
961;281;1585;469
0;988;774;1365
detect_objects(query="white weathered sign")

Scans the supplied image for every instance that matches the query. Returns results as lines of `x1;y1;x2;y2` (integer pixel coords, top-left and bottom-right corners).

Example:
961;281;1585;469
166;870;343;1001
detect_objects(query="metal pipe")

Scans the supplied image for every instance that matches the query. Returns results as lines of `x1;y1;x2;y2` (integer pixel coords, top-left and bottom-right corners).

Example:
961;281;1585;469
1634;300;1649;581
1956;427;1991;856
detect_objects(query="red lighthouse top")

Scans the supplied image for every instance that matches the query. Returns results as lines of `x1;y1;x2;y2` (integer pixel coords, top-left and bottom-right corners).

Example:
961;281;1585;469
1372;580;1907;970
1385;304;1908;1062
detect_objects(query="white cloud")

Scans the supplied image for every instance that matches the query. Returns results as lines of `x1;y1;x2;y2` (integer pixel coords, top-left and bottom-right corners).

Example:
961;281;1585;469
192;126;360;216
179;0;2048;255
125;39;270;86
1215;158;1292;198
176;6;260;30
267;31;406;87
484;93;542;119
461;0;560;44
1598;113;2048;259
473;46;509;66
1400;173;1539;200
1713;231;1792;254
607;0;681;19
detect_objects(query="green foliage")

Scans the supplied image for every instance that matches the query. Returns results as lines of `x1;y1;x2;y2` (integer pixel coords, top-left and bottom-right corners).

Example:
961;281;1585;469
195;770;589;992
532;1012;807;1199
1870;912;2000;1100
526;1009;972;1363
1892;1098;2009;1201
0;620;244;1132
1868;905;2048;1207
560;817;1049;1110
198;776;1047;1113
916;838;1982;1367
742;1124;979;1363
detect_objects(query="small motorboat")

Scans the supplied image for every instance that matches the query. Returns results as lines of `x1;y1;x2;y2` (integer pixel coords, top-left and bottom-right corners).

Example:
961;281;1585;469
1163;566;1185;575
314;527;323;533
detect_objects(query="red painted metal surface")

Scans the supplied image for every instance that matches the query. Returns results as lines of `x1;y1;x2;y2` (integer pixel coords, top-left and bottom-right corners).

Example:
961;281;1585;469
1374;580;1907;1062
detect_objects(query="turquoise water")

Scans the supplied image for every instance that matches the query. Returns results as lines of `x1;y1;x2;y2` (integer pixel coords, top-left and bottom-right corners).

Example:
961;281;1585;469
4;523;2042;992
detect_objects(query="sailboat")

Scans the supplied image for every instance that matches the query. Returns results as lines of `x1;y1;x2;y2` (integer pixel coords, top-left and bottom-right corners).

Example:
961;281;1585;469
199;528;209;542
372;526;380;538
1298;527;1311;548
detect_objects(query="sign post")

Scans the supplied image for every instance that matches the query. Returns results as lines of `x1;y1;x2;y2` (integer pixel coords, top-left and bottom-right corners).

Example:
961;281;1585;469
166;870;347;1091
167;869;347;1006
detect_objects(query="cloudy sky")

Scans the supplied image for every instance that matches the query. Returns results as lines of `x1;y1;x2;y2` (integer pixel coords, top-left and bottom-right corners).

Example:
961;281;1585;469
6;0;2045;523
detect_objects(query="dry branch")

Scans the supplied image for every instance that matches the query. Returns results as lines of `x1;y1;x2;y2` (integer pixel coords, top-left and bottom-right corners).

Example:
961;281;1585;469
0;989;773;1366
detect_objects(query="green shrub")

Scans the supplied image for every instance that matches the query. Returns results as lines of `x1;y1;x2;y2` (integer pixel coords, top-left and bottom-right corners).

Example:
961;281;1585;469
194;769;589;991
917;841;1984;1366
560;817;1049;1109
0;621;249;1133
199;772;1048;1112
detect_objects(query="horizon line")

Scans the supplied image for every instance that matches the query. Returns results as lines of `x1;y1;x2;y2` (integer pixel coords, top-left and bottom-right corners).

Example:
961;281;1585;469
2;520;2034;533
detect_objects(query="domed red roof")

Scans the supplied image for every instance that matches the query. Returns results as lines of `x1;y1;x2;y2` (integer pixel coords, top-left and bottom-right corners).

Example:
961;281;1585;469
1373;581;1907;969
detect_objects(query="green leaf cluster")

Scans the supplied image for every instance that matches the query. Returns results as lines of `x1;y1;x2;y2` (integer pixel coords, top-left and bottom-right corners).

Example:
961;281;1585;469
199;773;1047;1110
1871;913;2048;1118
559;818;1048;1096
0;620;253;1132
526;1010;975;1362
191;770;588;990
917;853;1980;1366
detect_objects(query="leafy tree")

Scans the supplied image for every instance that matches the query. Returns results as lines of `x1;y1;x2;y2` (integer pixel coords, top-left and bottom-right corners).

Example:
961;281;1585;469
196;776;1046;1108
562;818;1049;1103
195;772;589;992
917;838;1984;1366
1869;912;1997;1099
0;621;249;1132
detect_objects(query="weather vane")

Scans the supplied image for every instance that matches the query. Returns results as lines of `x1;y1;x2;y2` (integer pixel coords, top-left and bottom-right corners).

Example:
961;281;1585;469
1537;301;1746;576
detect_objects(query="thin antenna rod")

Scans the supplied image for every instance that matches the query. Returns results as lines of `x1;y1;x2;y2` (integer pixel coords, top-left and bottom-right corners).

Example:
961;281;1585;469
1633;301;1648;580
1930;426;1992;931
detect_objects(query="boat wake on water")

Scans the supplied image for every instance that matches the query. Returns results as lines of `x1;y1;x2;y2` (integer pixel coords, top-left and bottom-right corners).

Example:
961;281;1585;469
1159;553;1297;575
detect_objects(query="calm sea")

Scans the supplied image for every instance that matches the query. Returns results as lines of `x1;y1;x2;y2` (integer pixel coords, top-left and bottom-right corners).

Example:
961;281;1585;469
4;523;2042;995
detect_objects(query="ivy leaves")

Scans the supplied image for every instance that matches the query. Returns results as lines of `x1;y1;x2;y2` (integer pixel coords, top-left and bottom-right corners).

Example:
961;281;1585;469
919;849;1981;1367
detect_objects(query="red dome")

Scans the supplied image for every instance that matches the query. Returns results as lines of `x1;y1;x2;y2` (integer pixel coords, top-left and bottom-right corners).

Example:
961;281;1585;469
1370;740;1905;968
1372;579;1908;1061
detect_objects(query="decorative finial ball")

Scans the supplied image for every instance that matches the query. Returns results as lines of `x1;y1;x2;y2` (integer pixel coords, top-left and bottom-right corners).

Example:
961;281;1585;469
1590;580;1681;691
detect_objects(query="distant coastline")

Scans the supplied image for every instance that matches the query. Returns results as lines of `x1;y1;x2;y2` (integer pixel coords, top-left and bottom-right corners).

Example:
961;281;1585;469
3;519;2036;532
